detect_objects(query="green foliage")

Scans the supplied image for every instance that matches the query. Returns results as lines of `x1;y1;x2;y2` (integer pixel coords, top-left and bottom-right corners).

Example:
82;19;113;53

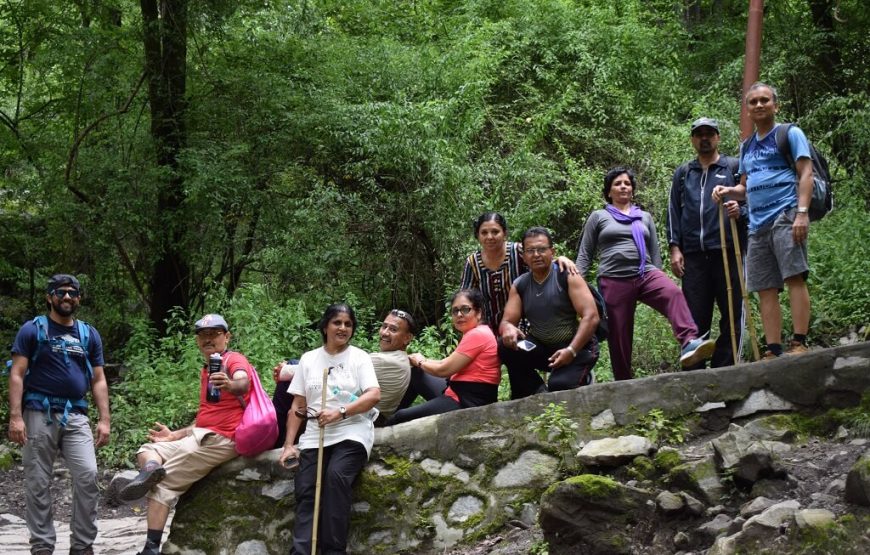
2;0;870;467
524;401;579;448
631;408;689;447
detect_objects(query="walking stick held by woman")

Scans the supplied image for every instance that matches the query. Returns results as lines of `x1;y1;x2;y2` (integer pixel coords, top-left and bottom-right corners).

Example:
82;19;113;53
311;366;329;554
729;211;762;361
719;204;739;365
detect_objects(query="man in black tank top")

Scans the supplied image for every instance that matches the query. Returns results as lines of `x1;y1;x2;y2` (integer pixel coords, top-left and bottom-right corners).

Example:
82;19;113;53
499;227;600;399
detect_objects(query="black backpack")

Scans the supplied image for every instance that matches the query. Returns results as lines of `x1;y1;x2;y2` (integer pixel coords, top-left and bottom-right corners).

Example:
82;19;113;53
741;123;833;221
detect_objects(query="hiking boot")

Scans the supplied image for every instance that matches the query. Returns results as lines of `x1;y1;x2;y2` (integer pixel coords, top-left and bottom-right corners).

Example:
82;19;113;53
70;547;94;555
119;465;166;502
32;547;53;555
680;337;716;368
136;540;160;555
785;341;809;355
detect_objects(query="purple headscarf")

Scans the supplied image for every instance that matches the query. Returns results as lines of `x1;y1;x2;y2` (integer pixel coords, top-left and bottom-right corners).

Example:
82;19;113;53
605;204;647;277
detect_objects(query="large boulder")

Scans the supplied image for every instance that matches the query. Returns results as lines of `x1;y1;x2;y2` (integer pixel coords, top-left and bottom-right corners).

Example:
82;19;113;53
844;449;870;506
711;424;787;484
539;474;654;555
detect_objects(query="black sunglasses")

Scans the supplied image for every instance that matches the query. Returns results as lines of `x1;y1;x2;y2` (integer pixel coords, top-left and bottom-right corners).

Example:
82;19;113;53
52;289;80;299
294;407;320;420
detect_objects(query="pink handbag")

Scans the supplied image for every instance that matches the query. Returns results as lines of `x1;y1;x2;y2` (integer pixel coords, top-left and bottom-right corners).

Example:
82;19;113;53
233;362;278;457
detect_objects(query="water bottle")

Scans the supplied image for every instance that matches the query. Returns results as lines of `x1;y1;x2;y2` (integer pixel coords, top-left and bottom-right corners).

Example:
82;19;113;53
207;353;222;403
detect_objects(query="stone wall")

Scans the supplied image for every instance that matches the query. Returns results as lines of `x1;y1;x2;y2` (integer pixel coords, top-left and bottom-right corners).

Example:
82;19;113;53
164;342;870;554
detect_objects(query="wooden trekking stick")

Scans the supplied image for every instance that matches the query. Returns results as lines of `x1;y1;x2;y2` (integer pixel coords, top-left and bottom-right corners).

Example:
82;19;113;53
311;366;329;554
719;204;739;365
729;214;762;361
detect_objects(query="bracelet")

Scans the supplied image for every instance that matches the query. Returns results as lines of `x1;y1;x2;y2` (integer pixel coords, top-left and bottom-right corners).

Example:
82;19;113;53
566;345;577;358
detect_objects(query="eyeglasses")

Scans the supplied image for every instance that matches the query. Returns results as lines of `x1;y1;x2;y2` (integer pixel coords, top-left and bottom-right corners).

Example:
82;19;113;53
294;407;319;420
451;306;474;317
196;329;225;339
524;247;551;255
52;289;80;299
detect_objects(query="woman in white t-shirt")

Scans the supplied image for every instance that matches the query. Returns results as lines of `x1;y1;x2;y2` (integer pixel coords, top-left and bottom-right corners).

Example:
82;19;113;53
278;303;381;555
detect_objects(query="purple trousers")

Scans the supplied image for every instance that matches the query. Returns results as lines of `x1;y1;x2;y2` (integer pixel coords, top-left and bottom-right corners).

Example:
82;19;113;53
599;269;698;380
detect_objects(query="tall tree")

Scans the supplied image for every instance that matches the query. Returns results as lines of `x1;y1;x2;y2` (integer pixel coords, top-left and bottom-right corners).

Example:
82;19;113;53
140;0;189;333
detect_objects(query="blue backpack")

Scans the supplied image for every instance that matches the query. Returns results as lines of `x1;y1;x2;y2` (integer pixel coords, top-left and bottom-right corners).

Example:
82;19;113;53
16;315;94;427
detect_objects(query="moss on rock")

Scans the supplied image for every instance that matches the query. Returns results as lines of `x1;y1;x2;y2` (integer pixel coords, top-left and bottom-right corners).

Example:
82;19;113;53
563;474;620;499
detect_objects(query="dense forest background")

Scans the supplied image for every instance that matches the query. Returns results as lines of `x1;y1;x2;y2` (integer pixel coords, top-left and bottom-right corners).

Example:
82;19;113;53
2;0;869;465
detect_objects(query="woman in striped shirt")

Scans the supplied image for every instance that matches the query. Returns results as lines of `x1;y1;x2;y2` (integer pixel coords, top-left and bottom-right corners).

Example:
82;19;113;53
460;212;576;334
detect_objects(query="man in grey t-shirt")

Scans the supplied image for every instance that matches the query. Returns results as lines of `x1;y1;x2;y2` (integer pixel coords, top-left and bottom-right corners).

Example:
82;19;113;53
499;227;600;399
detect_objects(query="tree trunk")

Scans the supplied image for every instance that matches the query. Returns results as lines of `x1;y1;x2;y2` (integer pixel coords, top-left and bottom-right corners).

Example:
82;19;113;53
140;0;190;334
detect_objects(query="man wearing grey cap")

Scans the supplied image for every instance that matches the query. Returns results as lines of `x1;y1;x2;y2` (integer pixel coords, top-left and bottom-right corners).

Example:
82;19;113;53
7;273;110;555
119;314;253;555
666;118;746;368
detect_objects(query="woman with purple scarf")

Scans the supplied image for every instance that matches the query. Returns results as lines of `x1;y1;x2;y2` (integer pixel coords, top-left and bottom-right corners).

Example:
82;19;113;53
576;166;716;380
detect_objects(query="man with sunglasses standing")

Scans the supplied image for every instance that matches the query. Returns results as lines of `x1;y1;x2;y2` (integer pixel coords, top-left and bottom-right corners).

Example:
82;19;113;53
7;274;110;555
499;227;600;399
119;313;252;555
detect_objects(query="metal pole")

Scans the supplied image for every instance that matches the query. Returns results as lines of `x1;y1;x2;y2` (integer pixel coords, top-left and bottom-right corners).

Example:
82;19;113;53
740;0;764;140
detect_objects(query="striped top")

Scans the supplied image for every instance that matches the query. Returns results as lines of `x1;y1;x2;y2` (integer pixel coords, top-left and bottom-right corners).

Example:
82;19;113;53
460;241;527;332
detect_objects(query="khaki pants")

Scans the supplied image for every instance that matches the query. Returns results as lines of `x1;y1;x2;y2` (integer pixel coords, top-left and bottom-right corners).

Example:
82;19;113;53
137;427;237;508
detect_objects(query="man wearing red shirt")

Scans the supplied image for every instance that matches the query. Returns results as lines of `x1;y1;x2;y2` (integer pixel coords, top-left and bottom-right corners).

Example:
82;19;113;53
119;314;252;555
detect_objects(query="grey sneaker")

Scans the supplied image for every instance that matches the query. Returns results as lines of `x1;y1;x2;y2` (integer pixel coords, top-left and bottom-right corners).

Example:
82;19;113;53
119;465;166;501
680;337;717;368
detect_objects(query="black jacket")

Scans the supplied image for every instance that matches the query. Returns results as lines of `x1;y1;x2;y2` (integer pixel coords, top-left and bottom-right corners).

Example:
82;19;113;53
666;155;747;254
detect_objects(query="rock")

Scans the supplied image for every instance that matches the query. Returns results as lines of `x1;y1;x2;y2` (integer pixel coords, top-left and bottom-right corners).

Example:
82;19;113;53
850;438;869;447
105;470;139;507
743;415;798;443
492;450;559;489
794;508;835;529
696;513;733;541
673;530;690;550
739;496;776;517
711;424;785;484
741;499;800;539
844;450;870;506
731;389;794;418
656;491;684;513
590;408;616;430
707;532;740;555
750;477;795;499
666;456;725;505
825;478;846;495
261;480;293;500
576;435;654;467
836;425;850;440
706;504;726;516
540;474;653;555
680;492;705;516
234;540;269;555
447;495;484;524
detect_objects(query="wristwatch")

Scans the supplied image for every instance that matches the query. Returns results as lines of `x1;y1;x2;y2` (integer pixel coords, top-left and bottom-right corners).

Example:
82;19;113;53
796;207;809;214
339;406;347;419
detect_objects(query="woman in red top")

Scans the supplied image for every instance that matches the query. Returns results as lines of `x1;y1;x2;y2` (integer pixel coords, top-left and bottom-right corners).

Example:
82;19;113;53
386;289;500;425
